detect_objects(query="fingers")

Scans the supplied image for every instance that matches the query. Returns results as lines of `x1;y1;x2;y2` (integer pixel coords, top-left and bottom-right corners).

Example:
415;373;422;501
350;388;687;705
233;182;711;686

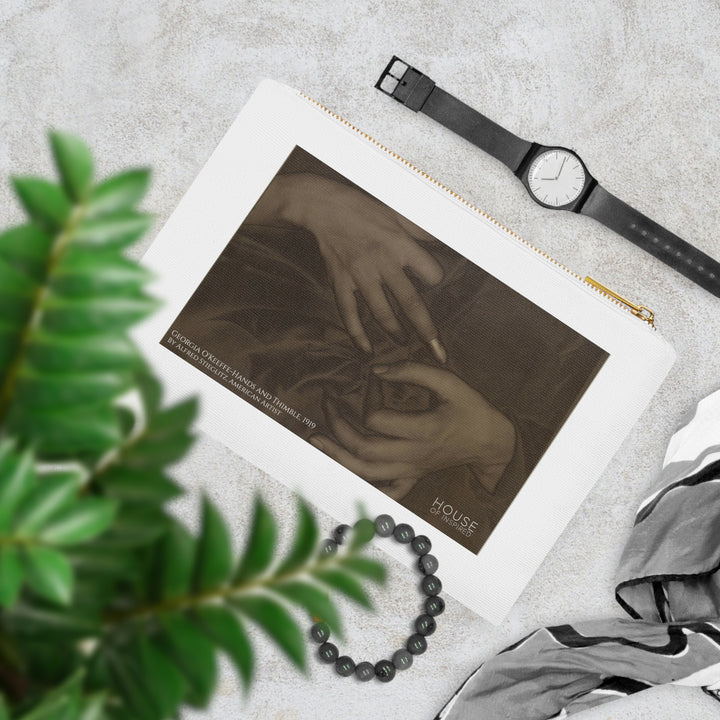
383;477;418;501
329;271;372;353
382;269;439;344
365;408;435;440
309;433;411;482
405;242;444;286
325;401;415;464
355;275;404;338
373;361;464;399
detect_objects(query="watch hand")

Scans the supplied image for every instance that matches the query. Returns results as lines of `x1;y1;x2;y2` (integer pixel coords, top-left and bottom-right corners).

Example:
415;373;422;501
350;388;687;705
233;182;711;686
554;156;568;180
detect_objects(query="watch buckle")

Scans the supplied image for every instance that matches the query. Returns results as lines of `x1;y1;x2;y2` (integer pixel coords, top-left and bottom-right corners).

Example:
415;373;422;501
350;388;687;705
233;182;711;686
375;55;435;112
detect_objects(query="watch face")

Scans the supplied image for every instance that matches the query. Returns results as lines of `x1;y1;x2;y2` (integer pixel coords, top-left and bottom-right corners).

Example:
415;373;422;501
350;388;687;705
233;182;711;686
527;149;586;207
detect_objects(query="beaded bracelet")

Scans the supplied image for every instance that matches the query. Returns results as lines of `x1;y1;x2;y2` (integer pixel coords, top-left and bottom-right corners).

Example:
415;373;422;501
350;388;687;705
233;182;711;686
309;514;444;683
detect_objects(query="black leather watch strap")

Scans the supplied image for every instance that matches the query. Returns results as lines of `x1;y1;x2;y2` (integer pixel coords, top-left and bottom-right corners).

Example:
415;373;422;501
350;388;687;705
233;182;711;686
376;57;532;172
581;184;720;296
376;55;720;300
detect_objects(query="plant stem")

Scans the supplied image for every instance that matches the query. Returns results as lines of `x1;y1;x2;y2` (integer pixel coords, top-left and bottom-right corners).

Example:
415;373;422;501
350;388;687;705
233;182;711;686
104;551;355;627
0;206;86;428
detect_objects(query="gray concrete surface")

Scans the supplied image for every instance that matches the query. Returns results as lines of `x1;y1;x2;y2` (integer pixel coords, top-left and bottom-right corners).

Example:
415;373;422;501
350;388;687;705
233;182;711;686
2;1;720;718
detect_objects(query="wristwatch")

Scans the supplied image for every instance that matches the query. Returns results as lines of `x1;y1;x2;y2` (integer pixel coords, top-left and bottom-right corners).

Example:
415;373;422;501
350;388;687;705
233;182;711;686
375;56;720;299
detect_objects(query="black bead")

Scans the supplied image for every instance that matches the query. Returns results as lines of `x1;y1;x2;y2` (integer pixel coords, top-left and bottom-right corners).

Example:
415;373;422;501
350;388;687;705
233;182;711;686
421;574;442;596
425;595;445;617
393;522;414;543
320;538;338;557
411;535;432;555
415;614;436;636
335;655;356;676
392;648;413;670
333;524;352;545
318;642;339;663
418;554;439;575
355;661;375;682
310;621;330;643
375;659;396;682
375;514;395;537
407;633;427;655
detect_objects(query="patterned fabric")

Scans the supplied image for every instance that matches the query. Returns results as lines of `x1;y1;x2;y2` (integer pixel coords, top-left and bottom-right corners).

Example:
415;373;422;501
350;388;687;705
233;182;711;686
438;388;720;719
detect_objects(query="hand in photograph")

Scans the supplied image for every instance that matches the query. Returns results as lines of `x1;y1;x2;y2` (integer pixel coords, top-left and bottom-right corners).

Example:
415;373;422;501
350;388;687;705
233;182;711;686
310;361;516;500
246;174;447;362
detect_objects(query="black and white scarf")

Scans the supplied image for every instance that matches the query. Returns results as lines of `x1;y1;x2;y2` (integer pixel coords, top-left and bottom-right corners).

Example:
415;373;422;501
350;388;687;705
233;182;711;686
437;389;720;719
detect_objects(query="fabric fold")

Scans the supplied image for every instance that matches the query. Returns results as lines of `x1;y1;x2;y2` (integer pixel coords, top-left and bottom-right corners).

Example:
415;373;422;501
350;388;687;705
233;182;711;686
438;388;720;719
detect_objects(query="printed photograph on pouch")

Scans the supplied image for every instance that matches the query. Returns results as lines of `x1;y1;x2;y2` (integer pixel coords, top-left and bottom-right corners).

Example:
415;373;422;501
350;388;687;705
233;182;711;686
161;146;609;553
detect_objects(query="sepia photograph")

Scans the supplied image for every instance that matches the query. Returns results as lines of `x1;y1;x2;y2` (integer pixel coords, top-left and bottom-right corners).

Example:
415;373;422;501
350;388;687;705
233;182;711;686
162;146;608;553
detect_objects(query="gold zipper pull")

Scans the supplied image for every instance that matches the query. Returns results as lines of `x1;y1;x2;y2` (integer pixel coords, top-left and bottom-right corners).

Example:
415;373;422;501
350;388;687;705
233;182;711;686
585;277;655;327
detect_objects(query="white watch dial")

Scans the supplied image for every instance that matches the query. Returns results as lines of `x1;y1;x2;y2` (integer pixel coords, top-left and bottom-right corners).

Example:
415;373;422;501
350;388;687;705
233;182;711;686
527;149;586;207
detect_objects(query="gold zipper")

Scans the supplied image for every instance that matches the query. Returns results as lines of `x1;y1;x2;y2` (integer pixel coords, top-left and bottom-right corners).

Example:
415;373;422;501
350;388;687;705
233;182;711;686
299;92;657;330
585;277;655;327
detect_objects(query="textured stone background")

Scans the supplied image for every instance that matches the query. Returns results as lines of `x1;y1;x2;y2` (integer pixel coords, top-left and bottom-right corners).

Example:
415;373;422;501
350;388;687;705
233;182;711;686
2;1;720;718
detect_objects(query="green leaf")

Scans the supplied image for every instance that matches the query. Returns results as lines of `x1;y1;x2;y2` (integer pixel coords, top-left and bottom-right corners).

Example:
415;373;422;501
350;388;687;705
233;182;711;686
6;403;123;457
0;224;53;282
52;250;152;296
73;212;153;250
232;594;305;671
11;177;72;233
13;471;82;533
150;397;199;437
193;497;232;592
0;290;34;327
6;603;101;638
0;254;37;294
159;613;217;708
315;568;372;609
0;327;23;381
39;497;117;545
136;636;186;719
86;169;150;217
338;556;387;584
49;132;93;202
71;574;115;611
194;605;253;692
27;332;139;372
0;546;23;607
65;545;137;579
99;468;180;504
272;580;342;638
40;294;157;334
348;517;376;550
276;498;318;575
23;545;74;605
13;669;83;720
121;431;194;468
153;521;195;601
0;445;34;532
16;368;131;409
101;504;169;548
77;693;107;720
107;651;161;720
0;695;9;720
235;496;276;583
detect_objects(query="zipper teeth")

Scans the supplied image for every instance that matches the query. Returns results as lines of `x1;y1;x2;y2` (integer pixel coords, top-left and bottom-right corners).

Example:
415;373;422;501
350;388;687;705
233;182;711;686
300;92;646;324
